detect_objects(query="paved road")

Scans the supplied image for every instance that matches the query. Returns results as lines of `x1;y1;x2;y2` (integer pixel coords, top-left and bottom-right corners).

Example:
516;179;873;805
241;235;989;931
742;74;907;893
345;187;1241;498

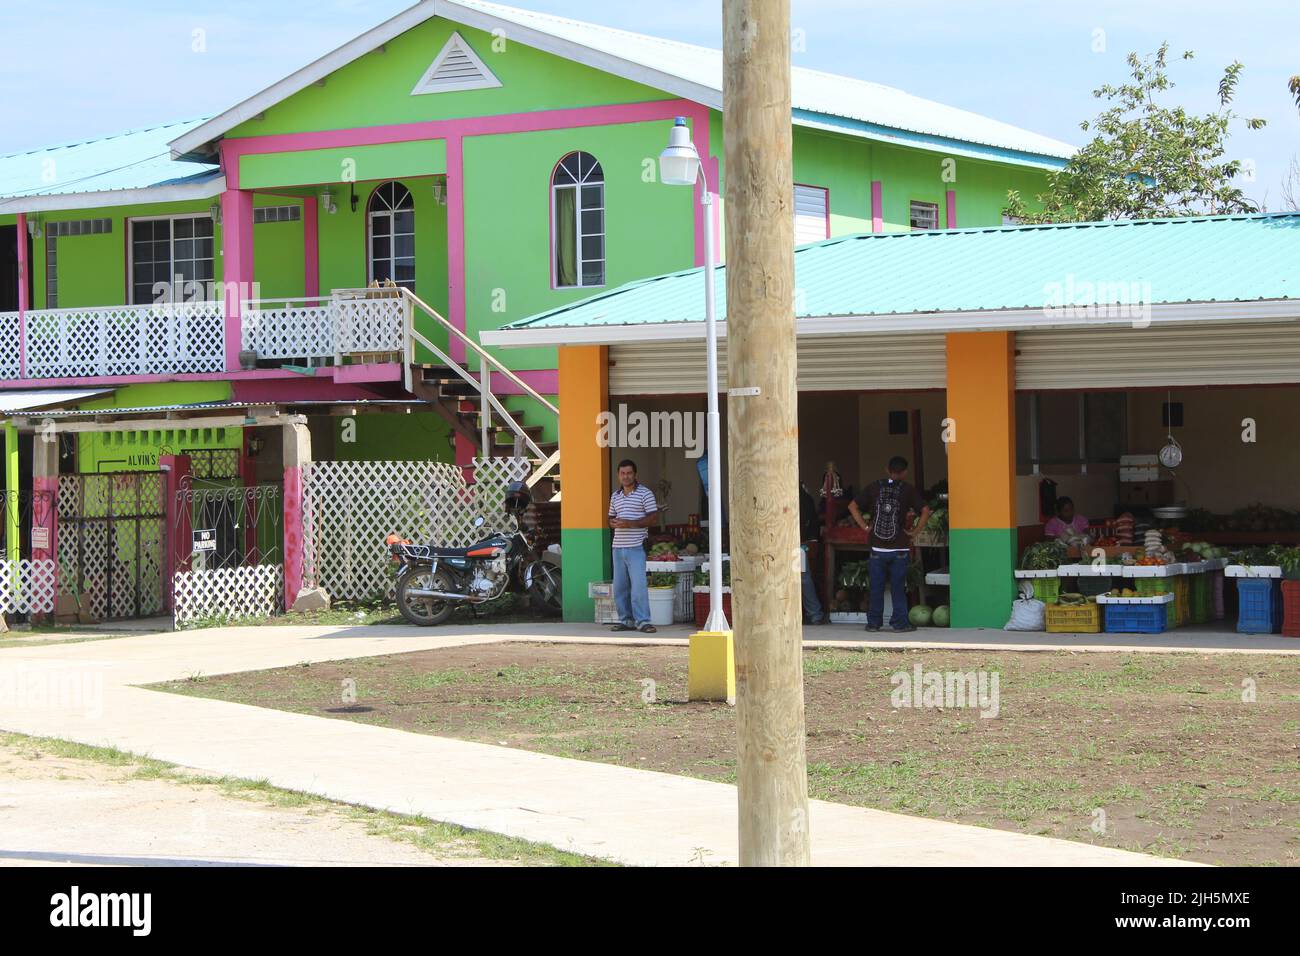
0;622;1209;866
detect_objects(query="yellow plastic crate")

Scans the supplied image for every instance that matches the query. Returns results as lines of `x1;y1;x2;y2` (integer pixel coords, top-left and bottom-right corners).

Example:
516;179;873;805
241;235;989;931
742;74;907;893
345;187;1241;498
1172;574;1190;627
1045;602;1102;633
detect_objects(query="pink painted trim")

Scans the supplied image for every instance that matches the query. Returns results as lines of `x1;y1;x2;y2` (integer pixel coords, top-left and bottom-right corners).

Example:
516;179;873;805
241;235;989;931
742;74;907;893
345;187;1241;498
871;181;883;233
946;189;957;229
15;212;27;377
0;363;403;391
221;189;255;371
446;134;466;364
302;196;319;297
333;362;402;384
490;368;557;396
282;463;304;609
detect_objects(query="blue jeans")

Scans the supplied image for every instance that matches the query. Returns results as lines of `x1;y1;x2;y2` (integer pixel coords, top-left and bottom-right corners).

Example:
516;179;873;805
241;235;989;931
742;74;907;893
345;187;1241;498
612;546;651;626
800;548;825;622
868;550;910;629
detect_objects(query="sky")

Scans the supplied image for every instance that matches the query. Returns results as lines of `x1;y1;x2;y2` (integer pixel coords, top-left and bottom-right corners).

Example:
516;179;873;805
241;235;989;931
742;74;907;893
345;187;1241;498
1;0;1297;206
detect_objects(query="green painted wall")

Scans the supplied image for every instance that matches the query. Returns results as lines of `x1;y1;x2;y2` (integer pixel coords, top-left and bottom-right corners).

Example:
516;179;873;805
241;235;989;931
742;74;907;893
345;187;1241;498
240;140;446;190
227;20;669;138
73;382;240;473
331;411;453;462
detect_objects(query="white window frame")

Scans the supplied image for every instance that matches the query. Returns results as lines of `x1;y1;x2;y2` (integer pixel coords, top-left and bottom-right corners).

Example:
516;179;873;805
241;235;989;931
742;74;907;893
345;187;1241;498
366;182;416;291
551;152;605;289
909;201;940;231
793;183;830;244
126;213;215;304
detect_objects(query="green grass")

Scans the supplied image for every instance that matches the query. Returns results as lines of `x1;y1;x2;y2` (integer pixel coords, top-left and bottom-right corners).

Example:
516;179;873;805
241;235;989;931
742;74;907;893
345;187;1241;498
0;731;612;867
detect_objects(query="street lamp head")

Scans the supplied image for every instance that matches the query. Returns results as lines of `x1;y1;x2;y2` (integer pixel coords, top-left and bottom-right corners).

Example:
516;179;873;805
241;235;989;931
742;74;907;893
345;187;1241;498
658;116;700;187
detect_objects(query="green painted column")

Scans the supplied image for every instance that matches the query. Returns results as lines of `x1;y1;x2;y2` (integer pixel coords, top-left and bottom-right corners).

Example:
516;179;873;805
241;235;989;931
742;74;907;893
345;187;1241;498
4;421;19;567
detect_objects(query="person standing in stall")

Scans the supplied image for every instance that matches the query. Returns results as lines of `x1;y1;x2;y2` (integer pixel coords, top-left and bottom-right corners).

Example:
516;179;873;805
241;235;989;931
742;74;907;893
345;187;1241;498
847;456;929;632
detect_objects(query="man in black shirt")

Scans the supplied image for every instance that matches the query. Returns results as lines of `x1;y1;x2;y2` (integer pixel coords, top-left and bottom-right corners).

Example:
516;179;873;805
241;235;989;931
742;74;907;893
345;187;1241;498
847;456;930;632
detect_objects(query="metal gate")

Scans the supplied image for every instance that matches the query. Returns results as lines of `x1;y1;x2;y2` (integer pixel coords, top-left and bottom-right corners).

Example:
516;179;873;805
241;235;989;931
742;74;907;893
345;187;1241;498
56;472;165;620
171;481;283;625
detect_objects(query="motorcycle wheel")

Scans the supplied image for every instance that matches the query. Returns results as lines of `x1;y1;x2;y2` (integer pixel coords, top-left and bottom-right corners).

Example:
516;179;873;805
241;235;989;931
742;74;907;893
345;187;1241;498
396;568;456;627
529;563;563;616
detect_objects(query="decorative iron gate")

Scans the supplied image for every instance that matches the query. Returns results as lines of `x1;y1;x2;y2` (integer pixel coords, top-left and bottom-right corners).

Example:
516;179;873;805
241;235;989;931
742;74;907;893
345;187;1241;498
57;473;165;620
171;482;283;625
0;490;57;616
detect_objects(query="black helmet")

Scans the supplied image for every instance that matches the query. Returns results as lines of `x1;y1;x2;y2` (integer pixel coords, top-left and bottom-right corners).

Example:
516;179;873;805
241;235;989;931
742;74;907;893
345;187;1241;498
503;480;531;515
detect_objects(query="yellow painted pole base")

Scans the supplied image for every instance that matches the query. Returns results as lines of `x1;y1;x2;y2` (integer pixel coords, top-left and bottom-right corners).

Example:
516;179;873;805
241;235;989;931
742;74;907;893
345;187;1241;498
688;629;735;704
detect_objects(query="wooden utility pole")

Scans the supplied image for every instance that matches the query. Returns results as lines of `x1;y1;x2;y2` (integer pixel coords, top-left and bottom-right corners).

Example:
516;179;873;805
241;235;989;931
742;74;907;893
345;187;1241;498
722;0;810;866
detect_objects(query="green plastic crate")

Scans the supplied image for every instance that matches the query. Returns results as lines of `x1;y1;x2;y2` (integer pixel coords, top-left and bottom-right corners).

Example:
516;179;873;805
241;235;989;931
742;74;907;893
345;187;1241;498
1134;576;1170;597
1032;577;1061;603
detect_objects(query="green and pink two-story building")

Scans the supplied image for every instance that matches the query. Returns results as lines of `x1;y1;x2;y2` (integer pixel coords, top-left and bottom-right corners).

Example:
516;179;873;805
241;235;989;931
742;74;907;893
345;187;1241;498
0;0;1077;623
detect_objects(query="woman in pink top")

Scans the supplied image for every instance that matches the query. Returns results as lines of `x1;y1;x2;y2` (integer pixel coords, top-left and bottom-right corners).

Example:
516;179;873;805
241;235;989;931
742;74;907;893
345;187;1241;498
1044;496;1089;539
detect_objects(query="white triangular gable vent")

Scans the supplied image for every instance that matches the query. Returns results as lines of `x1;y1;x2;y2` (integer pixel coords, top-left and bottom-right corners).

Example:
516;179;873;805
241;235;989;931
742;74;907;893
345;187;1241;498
410;32;502;95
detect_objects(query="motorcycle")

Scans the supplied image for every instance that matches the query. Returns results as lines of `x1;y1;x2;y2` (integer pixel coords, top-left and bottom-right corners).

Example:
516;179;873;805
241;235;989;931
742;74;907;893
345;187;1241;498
385;480;562;627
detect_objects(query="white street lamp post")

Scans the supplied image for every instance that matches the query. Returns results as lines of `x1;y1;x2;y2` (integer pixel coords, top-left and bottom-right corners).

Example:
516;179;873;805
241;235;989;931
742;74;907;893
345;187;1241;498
660;117;728;633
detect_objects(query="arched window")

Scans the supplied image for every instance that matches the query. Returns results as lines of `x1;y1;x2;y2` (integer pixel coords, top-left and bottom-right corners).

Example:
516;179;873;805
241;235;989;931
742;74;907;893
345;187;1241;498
368;182;415;290
551;152;604;288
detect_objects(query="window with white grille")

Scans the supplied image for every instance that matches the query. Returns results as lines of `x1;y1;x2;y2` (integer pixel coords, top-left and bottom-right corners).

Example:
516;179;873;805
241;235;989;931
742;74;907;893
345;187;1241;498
910;201;939;231
410;32;502;94
48;218;111;237
129;215;214;304
793;184;829;244
552;152;604;288
254;205;301;224
368;182;415;290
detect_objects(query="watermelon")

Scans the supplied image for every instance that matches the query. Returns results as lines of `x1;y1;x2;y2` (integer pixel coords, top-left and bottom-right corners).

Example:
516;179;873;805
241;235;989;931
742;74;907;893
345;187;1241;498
932;605;951;627
908;605;933;626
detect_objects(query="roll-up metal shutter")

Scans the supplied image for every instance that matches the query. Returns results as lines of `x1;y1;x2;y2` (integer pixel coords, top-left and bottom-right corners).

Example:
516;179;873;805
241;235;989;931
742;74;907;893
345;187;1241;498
1015;322;1300;390
609;332;947;395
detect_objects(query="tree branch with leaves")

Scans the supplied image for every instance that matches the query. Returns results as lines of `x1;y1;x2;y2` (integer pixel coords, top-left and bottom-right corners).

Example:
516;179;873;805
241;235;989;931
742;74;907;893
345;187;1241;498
1007;44;1266;223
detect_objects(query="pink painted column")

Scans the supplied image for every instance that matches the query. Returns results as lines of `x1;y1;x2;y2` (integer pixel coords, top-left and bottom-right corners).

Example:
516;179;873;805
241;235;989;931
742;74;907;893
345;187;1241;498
220;189;255;371
15;212;28;377
282;422;310;610
445;133;466;366
161;454;192;612
946;189;957;229
302;197;319;298
871;181;883;233
31;434;58;621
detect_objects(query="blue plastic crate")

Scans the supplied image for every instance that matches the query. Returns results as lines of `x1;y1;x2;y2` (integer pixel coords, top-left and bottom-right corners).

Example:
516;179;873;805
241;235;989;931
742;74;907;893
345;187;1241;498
1236;578;1282;634
1103;602;1168;634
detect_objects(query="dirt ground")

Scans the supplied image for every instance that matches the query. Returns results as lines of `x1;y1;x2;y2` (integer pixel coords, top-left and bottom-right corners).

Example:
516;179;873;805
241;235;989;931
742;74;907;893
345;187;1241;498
0;734;594;867
154;642;1300;866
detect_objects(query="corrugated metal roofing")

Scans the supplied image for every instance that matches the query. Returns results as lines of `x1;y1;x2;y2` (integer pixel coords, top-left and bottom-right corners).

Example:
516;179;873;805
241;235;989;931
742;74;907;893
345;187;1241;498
448;0;1075;163
0;388;115;415
169;0;1074;168
500;213;1300;333
0;119;219;202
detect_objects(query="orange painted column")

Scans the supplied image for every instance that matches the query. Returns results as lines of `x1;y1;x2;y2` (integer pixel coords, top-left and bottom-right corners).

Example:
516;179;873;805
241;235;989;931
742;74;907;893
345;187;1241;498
945;331;1018;627
558;345;610;621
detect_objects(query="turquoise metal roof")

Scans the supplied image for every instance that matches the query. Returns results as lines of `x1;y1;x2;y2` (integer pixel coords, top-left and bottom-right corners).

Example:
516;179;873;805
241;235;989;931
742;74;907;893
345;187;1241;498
502;213;1300;333
0;119;219;204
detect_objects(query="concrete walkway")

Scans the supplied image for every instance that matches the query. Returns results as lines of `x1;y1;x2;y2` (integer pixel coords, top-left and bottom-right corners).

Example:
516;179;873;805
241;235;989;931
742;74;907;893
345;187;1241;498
0;622;1220;866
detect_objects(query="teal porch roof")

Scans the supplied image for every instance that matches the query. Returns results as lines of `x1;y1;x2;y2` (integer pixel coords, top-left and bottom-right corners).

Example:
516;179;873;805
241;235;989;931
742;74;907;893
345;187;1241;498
0;118;221;213
488;213;1300;342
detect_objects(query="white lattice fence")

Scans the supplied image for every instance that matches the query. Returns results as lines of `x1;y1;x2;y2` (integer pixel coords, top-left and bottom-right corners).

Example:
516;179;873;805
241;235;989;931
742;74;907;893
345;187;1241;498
173;565;284;626
24;302;224;377
241;300;334;361
0;311;19;378
0;559;57;615
301;457;530;600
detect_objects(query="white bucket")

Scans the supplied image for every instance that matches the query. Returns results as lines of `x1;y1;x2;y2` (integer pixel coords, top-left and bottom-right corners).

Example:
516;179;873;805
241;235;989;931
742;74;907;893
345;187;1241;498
648;587;676;626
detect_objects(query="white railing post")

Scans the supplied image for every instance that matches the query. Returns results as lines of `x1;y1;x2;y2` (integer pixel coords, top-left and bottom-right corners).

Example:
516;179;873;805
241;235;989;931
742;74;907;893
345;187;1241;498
479;352;490;455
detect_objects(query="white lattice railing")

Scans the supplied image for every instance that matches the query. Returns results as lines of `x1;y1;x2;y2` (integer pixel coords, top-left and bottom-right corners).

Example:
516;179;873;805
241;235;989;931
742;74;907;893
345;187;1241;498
301;457;530;601
241;297;334;362
0;312;20;379
22;302;225;378
330;288;408;360
0;559;57;615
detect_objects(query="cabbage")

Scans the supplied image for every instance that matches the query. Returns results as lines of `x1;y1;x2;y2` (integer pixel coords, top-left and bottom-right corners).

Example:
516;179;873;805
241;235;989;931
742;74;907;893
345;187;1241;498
908;605;933;626
932;605;951;627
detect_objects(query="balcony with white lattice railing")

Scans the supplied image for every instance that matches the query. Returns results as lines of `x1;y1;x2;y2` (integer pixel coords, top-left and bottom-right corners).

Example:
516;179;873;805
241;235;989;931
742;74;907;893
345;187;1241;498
0;288;408;382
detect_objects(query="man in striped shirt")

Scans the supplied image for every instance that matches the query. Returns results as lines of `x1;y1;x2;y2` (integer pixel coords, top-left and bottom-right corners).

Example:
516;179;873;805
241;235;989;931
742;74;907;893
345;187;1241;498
608;459;659;633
